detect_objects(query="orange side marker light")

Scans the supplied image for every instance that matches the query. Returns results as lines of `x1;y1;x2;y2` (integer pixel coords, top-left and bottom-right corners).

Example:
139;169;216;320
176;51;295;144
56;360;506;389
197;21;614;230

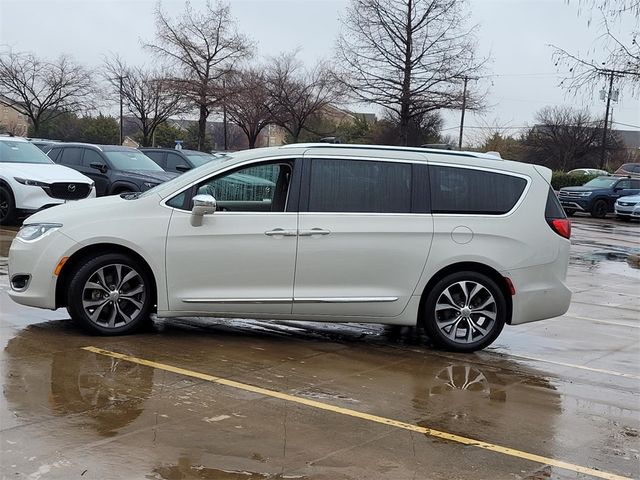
54;257;69;276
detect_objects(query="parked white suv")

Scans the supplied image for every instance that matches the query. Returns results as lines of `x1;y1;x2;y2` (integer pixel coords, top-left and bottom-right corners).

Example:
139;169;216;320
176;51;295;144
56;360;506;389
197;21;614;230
8;144;572;352
0;136;95;224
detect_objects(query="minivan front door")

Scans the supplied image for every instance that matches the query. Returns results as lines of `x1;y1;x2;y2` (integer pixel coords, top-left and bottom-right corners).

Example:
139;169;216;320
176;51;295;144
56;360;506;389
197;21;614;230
165;160;299;315
293;157;434;318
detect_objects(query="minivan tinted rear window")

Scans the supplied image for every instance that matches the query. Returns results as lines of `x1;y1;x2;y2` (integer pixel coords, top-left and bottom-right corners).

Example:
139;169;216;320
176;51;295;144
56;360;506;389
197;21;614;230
429;166;527;214
308;158;412;213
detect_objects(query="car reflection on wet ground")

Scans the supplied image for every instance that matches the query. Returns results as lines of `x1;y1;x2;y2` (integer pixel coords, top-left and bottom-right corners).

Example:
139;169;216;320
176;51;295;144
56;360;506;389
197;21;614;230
0;218;638;480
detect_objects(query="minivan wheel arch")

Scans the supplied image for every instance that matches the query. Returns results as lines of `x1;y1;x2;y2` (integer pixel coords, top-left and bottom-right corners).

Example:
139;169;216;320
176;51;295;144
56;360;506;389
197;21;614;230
417;262;513;326
55;243;157;311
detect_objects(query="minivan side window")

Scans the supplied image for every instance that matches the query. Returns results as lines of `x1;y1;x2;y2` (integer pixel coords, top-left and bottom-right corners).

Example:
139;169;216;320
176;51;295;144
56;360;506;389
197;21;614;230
430;166;527;215
194;161;292;212
308;158;411;213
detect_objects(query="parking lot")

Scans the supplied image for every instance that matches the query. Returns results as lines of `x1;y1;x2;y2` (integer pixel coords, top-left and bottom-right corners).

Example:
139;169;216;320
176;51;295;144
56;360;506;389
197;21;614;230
0;217;638;480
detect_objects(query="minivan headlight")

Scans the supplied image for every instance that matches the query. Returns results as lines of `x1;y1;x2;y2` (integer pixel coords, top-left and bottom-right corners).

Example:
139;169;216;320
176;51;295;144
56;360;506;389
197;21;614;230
16;223;62;242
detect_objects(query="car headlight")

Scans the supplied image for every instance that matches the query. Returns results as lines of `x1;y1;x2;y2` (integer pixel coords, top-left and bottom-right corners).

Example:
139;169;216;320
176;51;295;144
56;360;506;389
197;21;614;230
143;182;159;190
14;177;50;188
575;191;593;197
16;223;63;242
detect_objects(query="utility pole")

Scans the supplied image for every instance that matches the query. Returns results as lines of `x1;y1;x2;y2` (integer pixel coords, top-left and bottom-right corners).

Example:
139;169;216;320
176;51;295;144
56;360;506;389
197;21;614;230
458;76;468;150
119;75;124;146
222;78;228;151
599;70;615;170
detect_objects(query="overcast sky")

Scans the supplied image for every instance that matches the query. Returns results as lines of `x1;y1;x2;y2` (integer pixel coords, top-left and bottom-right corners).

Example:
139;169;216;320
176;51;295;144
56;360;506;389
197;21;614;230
1;0;638;145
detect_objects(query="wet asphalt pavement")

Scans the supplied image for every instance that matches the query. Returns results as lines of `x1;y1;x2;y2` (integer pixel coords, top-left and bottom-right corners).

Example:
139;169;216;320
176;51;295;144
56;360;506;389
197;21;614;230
0;218;638;480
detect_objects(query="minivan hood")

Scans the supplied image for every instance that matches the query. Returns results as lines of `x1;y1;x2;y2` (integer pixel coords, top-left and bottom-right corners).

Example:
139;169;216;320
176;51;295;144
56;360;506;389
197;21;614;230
119;169;179;183
23;192;162;229
2;162;93;184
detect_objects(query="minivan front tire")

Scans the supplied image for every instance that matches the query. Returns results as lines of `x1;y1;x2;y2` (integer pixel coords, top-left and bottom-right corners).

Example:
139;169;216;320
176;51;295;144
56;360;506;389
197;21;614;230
67;253;153;335
423;271;506;352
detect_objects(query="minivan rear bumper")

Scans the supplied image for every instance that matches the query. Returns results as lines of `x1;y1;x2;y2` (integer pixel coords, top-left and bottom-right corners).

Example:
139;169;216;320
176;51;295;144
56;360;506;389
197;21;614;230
505;260;571;325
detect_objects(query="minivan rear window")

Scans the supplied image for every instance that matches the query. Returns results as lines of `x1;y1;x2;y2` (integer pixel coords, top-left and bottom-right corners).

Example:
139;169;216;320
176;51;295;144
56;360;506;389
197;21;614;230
308;159;411;213
429;166;527;215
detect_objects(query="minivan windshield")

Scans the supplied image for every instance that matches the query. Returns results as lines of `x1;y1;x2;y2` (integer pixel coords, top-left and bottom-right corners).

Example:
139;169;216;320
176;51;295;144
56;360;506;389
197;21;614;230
0;140;54;164
104;150;164;171
583;177;616;188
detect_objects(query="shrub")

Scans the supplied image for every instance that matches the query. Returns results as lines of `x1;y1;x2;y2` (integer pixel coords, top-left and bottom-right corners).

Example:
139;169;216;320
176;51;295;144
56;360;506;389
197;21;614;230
551;172;599;190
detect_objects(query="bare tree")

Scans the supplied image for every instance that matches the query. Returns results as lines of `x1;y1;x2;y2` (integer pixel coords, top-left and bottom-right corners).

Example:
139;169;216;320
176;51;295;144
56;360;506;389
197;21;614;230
266;52;341;143
521;106;621;170
146;1;253;150
225;68;273;148
0;50;94;136
103;56;186;146
552;0;639;94
336;0;486;145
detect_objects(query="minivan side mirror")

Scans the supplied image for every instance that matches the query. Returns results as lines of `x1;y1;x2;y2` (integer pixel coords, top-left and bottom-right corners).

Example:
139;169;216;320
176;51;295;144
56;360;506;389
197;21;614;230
90;162;107;174
176;164;191;172
190;194;217;227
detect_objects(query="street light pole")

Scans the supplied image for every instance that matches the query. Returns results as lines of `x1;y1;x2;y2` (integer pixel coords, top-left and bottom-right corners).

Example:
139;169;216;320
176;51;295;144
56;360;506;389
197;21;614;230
599;70;615;170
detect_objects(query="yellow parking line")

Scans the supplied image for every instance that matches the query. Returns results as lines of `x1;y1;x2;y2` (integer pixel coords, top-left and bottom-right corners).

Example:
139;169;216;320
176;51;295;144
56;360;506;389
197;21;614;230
83;346;629;480
504;353;640;380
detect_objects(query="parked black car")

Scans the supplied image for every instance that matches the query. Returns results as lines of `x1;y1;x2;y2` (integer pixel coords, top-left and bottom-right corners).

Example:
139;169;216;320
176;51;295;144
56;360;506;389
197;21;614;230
47;143;178;196
558;176;640;218
139;148;221;173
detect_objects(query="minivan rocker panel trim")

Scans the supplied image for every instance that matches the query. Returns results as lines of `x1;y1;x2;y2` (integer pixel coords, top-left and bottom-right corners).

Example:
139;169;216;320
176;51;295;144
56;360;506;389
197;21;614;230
8;144;572;352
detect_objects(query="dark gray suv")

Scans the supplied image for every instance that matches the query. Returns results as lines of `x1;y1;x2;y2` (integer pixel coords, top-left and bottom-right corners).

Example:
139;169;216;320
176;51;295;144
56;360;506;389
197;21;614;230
140;148;220;174
47;144;178;196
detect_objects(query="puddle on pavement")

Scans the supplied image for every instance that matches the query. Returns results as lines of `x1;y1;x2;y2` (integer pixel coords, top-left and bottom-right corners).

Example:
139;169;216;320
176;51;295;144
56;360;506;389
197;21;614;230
151;461;306;479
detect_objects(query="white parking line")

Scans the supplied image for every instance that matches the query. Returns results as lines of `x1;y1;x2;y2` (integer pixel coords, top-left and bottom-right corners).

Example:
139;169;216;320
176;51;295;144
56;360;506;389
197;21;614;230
504;353;640;380
564;313;640;329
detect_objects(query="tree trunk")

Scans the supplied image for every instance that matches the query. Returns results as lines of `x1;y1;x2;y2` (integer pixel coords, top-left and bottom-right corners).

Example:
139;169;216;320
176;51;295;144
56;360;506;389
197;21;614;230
31;117;40;137
399;0;413;146
198;103;208;151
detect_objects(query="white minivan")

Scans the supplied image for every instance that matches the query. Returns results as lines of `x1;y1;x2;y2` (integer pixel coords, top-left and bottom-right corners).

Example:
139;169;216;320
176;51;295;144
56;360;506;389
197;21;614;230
8;144;572;352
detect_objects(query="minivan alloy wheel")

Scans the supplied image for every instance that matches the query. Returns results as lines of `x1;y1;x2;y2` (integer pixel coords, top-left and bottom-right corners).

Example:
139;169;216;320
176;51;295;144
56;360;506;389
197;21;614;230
67;253;153;335
424;271;506;352
434;281;497;344
81;263;146;328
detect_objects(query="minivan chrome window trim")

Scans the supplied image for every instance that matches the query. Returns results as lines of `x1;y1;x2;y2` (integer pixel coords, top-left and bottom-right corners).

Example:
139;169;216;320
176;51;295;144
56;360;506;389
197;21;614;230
162;154;531;217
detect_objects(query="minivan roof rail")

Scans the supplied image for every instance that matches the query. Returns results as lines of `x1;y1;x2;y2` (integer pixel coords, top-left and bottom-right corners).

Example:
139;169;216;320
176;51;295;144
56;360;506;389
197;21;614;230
279;143;504;161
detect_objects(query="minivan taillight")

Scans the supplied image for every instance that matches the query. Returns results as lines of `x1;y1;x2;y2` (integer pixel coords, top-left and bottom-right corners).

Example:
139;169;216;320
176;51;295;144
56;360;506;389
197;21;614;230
548;218;571;239
545;187;571;239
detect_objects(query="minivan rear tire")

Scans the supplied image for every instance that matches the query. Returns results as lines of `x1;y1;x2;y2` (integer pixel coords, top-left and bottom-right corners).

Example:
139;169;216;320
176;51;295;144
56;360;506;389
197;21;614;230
423;271;506;352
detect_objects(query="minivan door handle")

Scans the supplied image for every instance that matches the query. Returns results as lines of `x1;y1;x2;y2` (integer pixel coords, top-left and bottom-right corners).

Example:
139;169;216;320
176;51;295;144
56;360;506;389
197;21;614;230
299;228;331;237
264;228;297;237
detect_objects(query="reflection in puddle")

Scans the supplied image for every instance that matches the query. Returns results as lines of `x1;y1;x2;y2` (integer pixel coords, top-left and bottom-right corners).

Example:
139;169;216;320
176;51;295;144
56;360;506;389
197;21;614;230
151;460;305;479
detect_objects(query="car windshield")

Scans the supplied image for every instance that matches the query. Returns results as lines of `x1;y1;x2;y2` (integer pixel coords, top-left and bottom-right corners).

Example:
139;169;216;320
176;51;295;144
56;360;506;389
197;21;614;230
185;152;220;167
583;177;616;188
104;150;164;171
0;140;54;164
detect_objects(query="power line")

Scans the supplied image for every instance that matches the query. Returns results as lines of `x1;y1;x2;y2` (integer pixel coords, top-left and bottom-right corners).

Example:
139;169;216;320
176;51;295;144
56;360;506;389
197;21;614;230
611;120;640;129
